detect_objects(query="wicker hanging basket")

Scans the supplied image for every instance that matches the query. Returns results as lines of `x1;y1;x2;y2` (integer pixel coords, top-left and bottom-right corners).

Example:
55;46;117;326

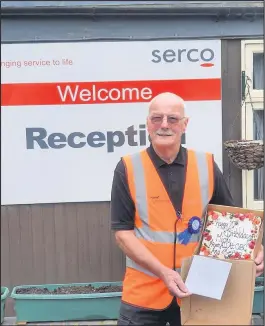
224;140;264;170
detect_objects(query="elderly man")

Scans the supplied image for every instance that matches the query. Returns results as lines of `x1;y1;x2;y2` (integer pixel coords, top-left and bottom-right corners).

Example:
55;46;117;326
111;92;264;326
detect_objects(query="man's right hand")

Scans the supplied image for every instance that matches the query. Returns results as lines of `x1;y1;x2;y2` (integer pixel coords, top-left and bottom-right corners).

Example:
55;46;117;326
160;267;192;298
114;230;192;299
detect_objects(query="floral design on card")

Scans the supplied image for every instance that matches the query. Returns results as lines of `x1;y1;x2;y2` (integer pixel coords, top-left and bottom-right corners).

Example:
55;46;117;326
199;211;262;259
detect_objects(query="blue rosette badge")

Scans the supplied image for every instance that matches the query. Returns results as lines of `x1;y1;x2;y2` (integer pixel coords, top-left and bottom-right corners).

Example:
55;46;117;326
178;216;202;245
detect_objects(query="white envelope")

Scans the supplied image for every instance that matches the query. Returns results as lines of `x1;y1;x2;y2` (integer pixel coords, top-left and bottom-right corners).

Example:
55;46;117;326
185;255;232;300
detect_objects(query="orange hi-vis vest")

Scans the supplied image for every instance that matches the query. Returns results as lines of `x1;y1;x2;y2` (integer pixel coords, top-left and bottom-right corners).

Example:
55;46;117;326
121;148;214;310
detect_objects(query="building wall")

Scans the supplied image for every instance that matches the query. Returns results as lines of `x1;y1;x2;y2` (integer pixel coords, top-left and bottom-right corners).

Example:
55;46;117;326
1;6;262;316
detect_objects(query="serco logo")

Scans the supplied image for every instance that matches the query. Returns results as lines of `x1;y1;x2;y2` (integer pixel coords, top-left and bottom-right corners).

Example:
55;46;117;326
151;47;215;67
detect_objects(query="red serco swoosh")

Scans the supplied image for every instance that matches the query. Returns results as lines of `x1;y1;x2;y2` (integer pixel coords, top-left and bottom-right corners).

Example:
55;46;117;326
200;63;215;67
1;78;221;106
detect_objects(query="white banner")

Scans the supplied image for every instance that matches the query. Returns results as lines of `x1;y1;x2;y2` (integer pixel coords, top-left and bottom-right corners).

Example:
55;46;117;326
1;40;222;205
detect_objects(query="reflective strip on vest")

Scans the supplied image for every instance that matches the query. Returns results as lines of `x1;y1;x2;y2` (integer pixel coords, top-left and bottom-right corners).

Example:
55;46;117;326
126;256;181;277
130;150;209;244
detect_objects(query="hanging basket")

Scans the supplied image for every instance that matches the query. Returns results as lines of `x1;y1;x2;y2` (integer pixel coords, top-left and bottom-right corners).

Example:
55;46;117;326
224;140;264;170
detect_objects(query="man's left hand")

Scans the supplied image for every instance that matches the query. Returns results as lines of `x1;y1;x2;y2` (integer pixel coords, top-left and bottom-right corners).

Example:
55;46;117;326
255;245;264;277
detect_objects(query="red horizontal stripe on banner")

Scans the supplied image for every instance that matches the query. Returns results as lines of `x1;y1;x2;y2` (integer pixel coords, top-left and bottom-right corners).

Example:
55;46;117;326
1;79;221;106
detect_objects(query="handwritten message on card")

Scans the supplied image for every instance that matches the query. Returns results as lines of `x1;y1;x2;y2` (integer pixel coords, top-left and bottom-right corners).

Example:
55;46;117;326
200;212;261;259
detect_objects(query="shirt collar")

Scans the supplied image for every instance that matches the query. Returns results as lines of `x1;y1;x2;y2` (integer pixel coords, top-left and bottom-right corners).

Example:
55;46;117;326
147;143;186;167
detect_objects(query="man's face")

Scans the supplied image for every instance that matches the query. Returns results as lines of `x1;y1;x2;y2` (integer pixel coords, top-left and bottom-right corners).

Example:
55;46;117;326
147;99;188;148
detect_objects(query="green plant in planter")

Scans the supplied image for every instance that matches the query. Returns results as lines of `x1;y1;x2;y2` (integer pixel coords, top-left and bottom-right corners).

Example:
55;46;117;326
253;277;264;314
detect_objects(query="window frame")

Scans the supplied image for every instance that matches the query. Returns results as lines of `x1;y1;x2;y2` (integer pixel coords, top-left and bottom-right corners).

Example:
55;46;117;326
241;40;264;211
241;40;264;101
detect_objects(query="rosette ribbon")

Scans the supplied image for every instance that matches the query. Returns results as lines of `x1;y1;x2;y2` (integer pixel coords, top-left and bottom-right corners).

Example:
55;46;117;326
178;216;202;245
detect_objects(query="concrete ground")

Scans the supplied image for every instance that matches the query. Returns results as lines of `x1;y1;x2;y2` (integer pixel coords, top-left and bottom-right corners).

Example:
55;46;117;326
3;314;264;325
252;314;264;325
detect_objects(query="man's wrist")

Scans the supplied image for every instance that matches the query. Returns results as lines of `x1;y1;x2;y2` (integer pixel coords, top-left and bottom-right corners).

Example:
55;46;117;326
157;265;171;281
